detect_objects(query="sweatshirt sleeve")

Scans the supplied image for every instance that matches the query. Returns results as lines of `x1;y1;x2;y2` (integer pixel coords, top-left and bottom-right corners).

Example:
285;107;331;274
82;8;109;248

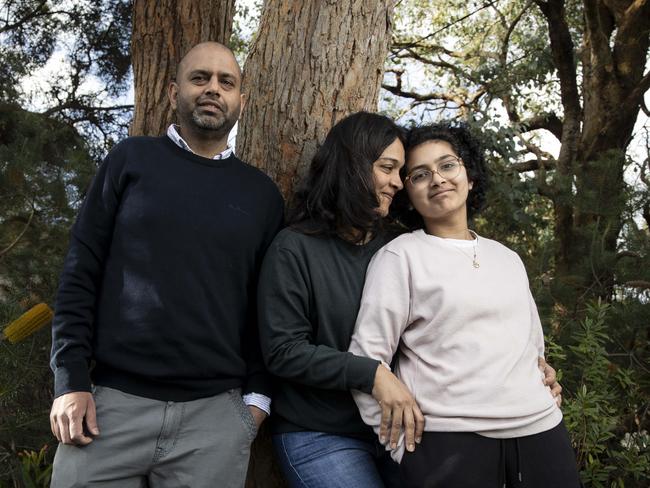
50;145;127;398
258;237;380;393
348;247;412;432
242;190;285;398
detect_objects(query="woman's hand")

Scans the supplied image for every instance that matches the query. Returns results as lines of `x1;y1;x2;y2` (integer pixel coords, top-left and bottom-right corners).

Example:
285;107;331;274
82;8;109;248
371;364;425;452
538;357;562;407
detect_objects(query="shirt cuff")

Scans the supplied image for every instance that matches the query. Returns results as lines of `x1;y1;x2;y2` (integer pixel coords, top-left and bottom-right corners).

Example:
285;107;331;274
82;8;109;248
242;392;271;416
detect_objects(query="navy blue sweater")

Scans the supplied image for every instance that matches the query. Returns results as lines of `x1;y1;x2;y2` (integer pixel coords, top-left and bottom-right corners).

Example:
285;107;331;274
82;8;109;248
50;136;284;401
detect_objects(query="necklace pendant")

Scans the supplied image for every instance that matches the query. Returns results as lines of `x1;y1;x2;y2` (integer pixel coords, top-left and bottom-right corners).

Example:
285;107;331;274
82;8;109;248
473;260;480;269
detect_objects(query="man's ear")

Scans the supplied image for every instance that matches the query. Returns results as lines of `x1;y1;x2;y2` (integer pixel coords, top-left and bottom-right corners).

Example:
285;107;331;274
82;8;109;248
469;180;474;190
168;81;179;110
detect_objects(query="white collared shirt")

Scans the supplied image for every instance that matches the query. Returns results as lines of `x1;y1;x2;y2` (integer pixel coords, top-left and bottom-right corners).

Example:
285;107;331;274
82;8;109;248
166;123;271;416
166;124;234;160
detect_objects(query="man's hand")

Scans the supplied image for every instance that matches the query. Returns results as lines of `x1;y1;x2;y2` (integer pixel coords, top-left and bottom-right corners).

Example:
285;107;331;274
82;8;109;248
50;391;99;445
248;405;267;432
538;357;562;407
372;364;425;453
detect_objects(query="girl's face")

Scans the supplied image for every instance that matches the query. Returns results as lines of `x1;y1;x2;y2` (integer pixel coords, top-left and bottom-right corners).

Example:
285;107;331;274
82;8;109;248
372;138;405;217
405;140;473;225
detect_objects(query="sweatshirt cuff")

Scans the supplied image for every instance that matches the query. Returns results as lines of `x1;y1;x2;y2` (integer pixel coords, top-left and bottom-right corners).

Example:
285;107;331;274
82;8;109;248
242;393;271;415
346;355;381;394
53;361;92;398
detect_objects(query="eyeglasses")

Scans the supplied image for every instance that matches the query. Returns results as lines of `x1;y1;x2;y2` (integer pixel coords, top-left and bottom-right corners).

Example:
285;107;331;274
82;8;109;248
404;156;464;188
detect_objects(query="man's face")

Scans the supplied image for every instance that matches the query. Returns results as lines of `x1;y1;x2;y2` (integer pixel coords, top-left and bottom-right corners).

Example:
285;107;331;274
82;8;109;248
169;44;245;138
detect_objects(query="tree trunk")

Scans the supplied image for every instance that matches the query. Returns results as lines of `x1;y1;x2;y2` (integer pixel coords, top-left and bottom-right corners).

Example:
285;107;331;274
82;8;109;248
536;0;650;307
237;0;397;198
238;2;397;486
130;0;235;137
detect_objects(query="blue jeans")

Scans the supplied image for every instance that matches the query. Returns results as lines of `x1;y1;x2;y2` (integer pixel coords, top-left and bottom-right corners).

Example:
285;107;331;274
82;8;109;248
273;431;402;488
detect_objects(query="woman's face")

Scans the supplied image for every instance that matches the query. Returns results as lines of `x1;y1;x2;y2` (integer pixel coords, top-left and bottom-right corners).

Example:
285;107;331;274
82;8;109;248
372;138;405;217
405;140;473;224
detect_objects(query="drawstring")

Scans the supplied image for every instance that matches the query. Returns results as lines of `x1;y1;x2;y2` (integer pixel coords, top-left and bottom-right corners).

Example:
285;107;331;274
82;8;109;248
500;439;506;488
499;438;523;487
515;438;522;483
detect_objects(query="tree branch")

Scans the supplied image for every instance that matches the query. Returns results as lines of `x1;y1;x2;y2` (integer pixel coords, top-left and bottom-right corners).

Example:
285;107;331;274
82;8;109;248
42;103;133;118
583;0;615;78
0;3;75;34
511;158;557;172
613;0;650;82
533;0;581;179
622;280;650;290
391;42;460;58
623;70;650;115
519;112;564;140
0;0;48;34
500;0;534;66
391;0;499;50
616;250;642;260
382;83;464;105
641;96;650;117
0;206;35;259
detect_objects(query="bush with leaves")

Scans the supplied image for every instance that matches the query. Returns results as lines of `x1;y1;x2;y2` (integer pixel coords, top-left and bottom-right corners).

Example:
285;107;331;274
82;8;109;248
547;301;650;487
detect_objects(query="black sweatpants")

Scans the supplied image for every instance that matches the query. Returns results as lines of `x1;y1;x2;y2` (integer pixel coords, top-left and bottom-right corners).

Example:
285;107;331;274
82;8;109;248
400;421;582;488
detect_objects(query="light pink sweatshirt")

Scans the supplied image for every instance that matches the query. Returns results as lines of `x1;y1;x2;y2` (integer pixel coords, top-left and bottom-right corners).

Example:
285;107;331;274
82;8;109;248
348;230;562;462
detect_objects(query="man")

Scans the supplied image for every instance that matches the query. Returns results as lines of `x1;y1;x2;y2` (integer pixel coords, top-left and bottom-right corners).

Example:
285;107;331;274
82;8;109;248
49;42;284;487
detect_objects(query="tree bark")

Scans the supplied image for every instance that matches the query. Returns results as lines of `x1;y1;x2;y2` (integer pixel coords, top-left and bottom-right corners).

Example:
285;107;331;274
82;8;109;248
535;0;650;304
130;0;235;137
237;0;398;198
237;2;397;486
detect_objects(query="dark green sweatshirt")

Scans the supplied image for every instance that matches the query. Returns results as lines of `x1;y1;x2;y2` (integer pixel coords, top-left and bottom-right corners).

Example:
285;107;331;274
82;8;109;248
258;226;386;437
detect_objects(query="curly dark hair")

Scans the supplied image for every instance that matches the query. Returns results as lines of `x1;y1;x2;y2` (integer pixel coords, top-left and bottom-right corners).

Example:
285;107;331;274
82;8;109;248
394;121;489;230
288;111;405;242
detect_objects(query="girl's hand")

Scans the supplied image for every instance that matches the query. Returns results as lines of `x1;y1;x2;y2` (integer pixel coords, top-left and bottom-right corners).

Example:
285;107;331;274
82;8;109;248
539;357;562;407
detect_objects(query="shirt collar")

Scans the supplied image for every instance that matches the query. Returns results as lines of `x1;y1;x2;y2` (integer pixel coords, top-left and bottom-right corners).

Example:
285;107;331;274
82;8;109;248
166;124;234;160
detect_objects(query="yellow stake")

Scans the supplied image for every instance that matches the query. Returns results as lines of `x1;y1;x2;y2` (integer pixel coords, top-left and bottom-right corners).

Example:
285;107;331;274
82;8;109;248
2;303;54;344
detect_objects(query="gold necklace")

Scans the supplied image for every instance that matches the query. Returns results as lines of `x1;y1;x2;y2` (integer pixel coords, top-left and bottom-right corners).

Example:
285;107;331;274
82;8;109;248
452;230;479;269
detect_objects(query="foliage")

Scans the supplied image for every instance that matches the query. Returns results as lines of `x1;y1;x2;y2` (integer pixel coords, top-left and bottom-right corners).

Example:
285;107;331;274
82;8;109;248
386;0;650;306
547;302;650;487
0;106;86;476
17;445;52;488
0;0;133;151
231;0;263;64
0;1;131;484
0;305;53;484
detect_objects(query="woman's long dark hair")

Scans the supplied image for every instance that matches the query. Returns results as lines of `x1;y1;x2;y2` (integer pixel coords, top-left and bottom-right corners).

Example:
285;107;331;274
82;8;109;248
288;111;405;243
394;121;489;231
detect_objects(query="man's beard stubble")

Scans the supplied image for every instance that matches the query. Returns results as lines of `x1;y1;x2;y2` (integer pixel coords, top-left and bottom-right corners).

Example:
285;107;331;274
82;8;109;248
178;98;239;138
192;109;228;131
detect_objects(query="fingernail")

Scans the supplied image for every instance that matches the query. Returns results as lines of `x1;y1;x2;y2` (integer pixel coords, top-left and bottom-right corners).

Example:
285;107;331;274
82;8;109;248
408;444;415;452
380;436;385;444
416;437;422;444
391;443;397;449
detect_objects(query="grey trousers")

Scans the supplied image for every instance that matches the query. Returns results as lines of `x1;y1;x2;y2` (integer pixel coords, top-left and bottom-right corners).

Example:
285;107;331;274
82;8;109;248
50;386;257;488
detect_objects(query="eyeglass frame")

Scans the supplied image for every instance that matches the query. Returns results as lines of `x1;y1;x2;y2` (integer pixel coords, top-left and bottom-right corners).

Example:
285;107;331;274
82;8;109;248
404;155;465;188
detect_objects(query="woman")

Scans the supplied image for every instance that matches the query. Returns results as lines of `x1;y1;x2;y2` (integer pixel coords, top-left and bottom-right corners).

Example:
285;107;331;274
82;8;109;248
257;112;421;488
258;113;561;488
349;122;580;487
